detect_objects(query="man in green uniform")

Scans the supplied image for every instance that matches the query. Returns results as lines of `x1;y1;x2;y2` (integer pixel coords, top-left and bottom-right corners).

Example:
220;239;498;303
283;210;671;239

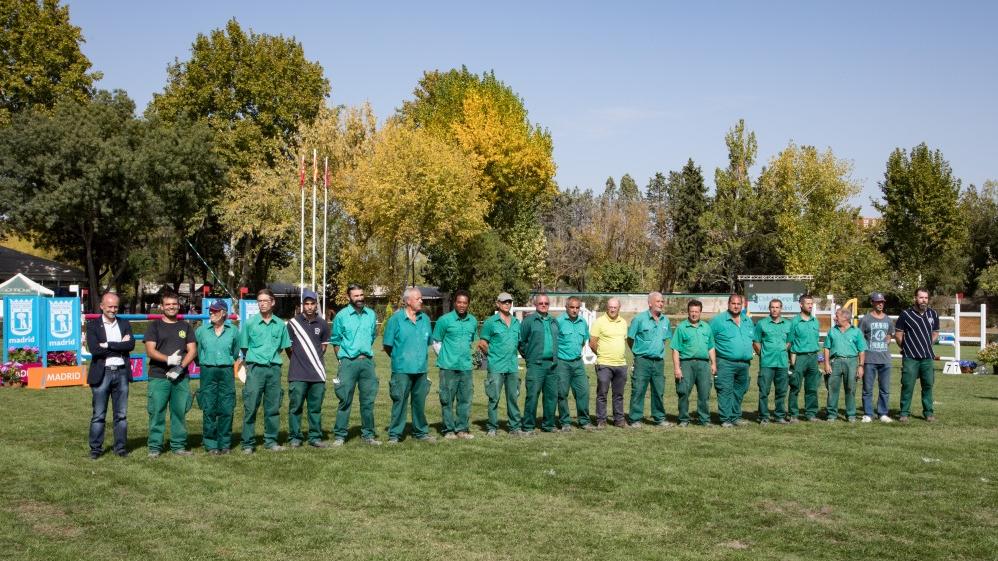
239;288;292;453
285;289;330;448
433;289;478;440
555;296;593;431
478;292;523;436
145;290;198;457
709;294;755;428
331;284;381;445
194;299;241;455
671;299;716;427
627;292;672;427
788;294;822;422
383;287;435;443
752;299;791;424
823;307;867;422
519;293;559;433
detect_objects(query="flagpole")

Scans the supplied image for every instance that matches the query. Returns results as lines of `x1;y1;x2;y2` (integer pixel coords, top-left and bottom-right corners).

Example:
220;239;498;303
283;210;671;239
299;154;306;304
311;149;318;293
322;157;329;316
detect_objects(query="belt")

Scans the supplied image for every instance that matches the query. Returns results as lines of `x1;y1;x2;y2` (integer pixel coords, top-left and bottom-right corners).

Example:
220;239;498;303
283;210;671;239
637;355;663;361
681;357;710;362
341;355;372;361
832;355;857;360
796;350;820;355
561;357;583;362
105;364;126;371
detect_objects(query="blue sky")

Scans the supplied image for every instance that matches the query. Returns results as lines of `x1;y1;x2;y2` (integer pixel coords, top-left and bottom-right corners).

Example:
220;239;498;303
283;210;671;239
66;1;997;213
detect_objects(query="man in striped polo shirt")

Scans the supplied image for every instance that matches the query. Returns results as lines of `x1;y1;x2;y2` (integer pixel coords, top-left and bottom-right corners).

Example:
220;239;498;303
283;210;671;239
286;289;331;448
894;288;940;422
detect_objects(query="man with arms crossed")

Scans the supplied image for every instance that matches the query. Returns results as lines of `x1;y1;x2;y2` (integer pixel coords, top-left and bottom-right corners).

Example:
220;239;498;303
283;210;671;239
894;288;940;422
858;292;895;423
86;292;135;459
331;284;381;445
589;297;628;428
478;292;523;436
671;299;716;427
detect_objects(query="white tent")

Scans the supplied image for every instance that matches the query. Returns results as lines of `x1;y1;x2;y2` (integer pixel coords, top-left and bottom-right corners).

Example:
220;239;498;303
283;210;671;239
0;272;55;296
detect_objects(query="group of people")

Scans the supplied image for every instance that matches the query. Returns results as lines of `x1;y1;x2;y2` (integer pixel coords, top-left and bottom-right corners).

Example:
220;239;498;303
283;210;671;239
85;285;940;458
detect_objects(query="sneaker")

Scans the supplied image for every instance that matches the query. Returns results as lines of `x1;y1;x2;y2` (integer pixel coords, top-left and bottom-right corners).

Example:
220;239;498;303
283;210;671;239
628;422;642;429
173;449;193;456
218;448;230;455
444;432;458;440
457;432;475;440
89;450;103;460
613;420;627;428
148;451;161;459
826;418;837;423
861;415;872;423
898;416;910;423
309;440;329;448
560;425;573;433
925;415;937;423
879;415;893;423
486;430;497;437
596;421;607;429
787;417;800;424
582;424;596;432
363;437;382;446
332;438;345;447
522;430;536;437
721;422;734;428
759;419;769;426
208;449;222;456
776;418;789;425
847;417;857;423
288;440;303;448
242;447;254;455
387;438;400;445
656;421;675;428
415;435;437;443
734;419;749;426
678;421;689;428
807;417;821;423
265;445;286;452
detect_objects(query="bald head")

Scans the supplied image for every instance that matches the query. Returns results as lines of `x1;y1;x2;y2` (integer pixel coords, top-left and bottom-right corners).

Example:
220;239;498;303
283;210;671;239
647;292;664;316
100;292;120;322
605;297;620;319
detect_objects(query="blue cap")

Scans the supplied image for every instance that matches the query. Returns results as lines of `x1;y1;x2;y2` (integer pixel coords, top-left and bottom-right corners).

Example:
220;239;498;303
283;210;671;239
208;300;228;312
870;292;886;302
302;289;318;302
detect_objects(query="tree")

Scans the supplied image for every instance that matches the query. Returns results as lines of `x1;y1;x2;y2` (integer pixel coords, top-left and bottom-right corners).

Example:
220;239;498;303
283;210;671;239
0;0;100;126
874;143;968;293
602;177;617;199
961;180;998;294
147;18;329;288
338;122;487;300
619;173;640;200
666;160;709;291
0;91;220;308
645;172;673;291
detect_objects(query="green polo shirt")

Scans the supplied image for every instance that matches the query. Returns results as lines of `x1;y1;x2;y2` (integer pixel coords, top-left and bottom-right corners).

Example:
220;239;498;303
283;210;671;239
383;309;432;374
671;319;714;360
709;312;755;361
195;322;241;366
432;310;479;371
788;314;821;353
238;314;291;366
479;313;521;374
824;325;867;358
541;315;553;359
555;315;589;361
753;317;791;368
627;311;671;359
331;306;377;359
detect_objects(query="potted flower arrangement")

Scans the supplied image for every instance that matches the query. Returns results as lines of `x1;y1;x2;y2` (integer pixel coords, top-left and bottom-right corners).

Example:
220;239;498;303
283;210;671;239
0;361;27;387
5;347;40;386
978;343;998;375
46;351;77;366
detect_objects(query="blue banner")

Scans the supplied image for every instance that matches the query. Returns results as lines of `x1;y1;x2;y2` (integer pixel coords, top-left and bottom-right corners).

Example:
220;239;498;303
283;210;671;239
45;297;81;353
239;299;259;323
3;295;44;363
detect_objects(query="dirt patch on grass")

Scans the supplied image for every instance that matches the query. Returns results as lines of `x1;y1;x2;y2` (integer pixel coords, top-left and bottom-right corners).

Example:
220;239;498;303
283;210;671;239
759;499;834;522
15;499;82;538
719;540;750;550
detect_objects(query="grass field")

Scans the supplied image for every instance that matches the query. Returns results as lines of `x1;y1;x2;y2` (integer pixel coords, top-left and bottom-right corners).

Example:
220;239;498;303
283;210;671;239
1;342;996;561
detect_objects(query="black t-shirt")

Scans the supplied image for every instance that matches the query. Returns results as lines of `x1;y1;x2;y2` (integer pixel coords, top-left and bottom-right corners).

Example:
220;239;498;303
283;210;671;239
146;319;195;379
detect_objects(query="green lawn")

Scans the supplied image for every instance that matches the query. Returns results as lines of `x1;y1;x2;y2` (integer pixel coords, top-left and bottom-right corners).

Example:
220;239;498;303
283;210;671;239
1;343;996;561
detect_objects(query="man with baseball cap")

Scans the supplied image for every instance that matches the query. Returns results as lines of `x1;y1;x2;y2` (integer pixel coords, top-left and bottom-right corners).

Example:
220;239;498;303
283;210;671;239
195;299;241;454
858;292;895;423
478;292;524;436
286;289;330;448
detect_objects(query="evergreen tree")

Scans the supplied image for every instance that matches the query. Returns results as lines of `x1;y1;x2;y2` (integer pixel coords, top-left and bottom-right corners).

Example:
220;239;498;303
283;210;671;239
667;159;709;291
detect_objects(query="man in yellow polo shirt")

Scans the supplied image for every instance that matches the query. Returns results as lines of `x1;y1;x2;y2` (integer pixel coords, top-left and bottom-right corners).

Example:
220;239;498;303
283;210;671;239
589;297;628;428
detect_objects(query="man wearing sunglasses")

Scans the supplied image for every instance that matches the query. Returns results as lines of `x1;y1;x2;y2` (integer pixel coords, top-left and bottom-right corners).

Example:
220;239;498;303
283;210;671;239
239;288;292;453
194;299;241;454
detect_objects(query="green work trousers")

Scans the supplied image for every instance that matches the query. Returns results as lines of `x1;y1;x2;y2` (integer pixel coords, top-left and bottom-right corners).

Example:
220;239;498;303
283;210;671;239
826;356;858;419
198;365;235;451
629;356;666;423
439;369;473;434
485;370;521;432
900;358;935;418
289;380;326;444
147;376;192;452
676;359;712;425
758;366;789;421
241;364;284;449
388;372;430;440
556;358;591;427
523;360;558;431
715;358;749;424
333;356;379;440
790;353;822;419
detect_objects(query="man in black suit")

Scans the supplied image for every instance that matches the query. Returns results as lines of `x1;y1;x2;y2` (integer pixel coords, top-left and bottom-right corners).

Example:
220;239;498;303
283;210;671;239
87;292;135;459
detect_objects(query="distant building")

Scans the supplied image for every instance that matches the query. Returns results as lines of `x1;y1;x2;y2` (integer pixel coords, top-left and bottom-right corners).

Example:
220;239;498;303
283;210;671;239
856;216;882;229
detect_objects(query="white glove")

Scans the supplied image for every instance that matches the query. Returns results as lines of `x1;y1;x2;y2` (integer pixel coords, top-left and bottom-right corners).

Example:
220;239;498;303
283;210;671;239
237;365;247;383
432;341;442;356
166;350;182;366
165;366;183;380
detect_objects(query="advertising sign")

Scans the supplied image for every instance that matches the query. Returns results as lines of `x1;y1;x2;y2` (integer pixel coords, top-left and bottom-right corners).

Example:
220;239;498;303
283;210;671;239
45;297;81;352
744;281;807;314
3;295;44;363
239;299;259;323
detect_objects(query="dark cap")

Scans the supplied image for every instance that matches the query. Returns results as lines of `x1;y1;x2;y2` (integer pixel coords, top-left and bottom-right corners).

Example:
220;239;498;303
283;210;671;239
208;300;228;312
870;292;886;302
302;289;318;302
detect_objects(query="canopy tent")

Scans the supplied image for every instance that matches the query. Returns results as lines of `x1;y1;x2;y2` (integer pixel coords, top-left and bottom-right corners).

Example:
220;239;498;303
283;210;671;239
0;273;55;296
0;246;87;285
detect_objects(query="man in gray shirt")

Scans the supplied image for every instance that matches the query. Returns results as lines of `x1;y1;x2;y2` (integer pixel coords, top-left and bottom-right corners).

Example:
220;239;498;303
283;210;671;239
858;292;895;423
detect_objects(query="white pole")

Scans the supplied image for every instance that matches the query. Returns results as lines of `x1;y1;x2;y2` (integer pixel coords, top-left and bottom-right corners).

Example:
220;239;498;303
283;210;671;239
954;298;961;363
322;157;329;316
311;149;317;292
982;304;988;351
299;154;305;303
